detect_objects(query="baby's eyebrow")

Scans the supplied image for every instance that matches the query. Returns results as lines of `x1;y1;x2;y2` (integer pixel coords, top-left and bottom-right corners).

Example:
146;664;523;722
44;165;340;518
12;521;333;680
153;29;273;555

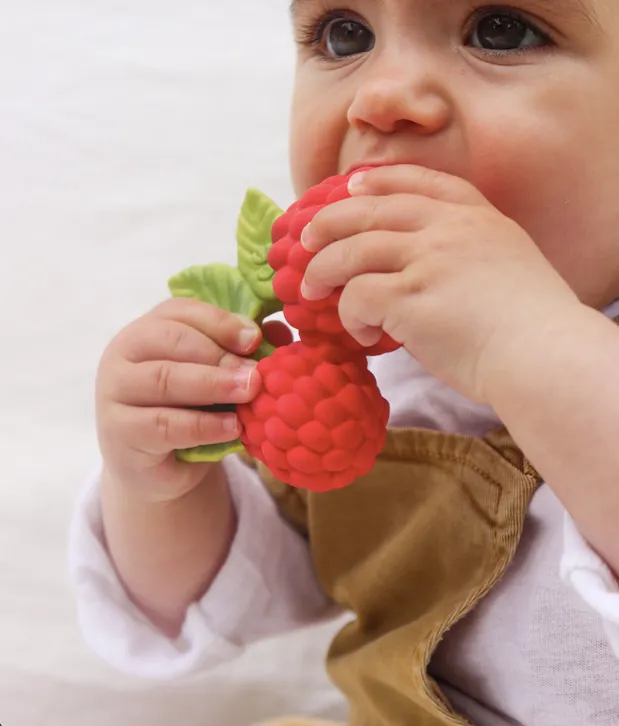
290;0;350;16
527;0;599;28
289;0;307;15
290;0;599;29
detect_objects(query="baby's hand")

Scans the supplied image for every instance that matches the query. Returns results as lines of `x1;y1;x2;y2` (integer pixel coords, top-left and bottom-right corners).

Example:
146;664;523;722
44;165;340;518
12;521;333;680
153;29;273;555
300;164;579;404
95;298;262;502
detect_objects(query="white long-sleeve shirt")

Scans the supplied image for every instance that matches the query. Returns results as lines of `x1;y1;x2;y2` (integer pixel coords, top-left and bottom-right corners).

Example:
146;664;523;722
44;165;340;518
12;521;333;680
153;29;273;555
69;302;619;725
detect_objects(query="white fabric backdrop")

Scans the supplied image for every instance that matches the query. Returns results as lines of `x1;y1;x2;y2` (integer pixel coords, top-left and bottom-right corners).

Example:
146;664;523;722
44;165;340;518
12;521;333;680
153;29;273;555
0;3;346;724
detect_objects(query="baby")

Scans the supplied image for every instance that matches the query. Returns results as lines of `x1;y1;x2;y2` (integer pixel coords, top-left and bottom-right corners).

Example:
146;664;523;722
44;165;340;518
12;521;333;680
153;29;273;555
69;1;619;724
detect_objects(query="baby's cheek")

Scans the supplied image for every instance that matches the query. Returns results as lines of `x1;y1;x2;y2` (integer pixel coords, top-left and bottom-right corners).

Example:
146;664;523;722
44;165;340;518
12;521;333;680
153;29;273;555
290;125;339;196
290;76;349;196
471;142;618;303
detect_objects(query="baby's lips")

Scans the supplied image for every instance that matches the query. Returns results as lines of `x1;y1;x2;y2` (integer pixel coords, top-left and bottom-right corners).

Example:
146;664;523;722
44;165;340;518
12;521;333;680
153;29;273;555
344;163;381;177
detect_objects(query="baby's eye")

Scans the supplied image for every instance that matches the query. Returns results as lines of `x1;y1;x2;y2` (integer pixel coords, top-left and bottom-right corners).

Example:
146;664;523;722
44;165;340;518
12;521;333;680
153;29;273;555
466;10;550;52
323;17;375;58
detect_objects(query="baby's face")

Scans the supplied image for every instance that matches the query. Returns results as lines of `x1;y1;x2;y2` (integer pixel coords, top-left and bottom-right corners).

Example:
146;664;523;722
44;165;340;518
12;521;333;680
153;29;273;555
289;0;619;307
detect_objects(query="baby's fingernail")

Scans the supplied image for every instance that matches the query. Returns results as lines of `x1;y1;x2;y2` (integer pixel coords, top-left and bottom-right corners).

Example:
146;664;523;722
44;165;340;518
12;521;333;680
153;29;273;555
301;224;315;250
234;368;254;391
300;280;312;300
235;315;260;351
300;279;330;301
222;414;240;433
239;357;258;368
348;171;367;194
223;355;258;370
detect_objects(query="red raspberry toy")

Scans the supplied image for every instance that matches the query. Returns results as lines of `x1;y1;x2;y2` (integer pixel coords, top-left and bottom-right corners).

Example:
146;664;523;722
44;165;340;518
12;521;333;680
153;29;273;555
170;170;396;492
268;171;402;357
237;342;390;492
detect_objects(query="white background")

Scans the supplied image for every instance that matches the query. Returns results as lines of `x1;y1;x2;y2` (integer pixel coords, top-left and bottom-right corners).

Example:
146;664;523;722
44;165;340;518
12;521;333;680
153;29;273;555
0;2;346;724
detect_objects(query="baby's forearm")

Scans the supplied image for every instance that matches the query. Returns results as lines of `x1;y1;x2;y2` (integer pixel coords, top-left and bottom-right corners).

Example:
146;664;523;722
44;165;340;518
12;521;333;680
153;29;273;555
486;304;619;575
100;463;236;637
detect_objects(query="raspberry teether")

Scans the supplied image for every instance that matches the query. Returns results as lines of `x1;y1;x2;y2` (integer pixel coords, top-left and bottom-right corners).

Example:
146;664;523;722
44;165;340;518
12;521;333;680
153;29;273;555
237;341;389;492
168;169;399;491
269;172;401;356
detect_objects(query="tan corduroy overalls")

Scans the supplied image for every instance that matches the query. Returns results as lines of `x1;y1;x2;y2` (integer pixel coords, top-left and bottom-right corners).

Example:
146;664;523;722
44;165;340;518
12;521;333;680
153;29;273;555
244;424;542;726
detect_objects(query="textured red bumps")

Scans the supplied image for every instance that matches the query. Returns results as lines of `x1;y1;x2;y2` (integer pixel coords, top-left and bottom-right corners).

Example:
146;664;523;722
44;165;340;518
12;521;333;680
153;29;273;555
237;342;389;492
268;170;402;357
235;171;401;492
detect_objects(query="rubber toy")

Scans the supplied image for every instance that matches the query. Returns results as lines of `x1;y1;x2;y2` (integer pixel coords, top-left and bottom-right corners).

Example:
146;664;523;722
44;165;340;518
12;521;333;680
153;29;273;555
269;171;400;356
168;170;400;492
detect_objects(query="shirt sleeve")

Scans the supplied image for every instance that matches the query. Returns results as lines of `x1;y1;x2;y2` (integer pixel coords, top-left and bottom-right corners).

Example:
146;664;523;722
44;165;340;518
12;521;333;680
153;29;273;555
560;513;619;658
68;455;332;680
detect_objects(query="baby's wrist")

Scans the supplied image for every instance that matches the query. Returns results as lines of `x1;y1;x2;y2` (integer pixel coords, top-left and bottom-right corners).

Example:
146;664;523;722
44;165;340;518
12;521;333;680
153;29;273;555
100;466;176;510
100;461;216;507
479;301;592;416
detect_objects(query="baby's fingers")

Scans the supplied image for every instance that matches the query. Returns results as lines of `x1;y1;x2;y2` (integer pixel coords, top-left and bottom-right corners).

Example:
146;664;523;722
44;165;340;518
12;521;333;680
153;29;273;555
118;318;245;369
113;403;241;456
348;165;489;206
151;298;262;356
109;360;260;407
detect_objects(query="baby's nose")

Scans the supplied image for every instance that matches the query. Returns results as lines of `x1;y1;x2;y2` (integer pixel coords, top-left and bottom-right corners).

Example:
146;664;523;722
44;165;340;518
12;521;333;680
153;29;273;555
347;61;452;136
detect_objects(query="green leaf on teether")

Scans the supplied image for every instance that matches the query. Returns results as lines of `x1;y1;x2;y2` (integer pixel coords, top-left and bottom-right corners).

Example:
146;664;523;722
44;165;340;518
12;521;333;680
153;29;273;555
253;338;276;362
236;189;284;314
175;440;246;464
168;263;263;321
